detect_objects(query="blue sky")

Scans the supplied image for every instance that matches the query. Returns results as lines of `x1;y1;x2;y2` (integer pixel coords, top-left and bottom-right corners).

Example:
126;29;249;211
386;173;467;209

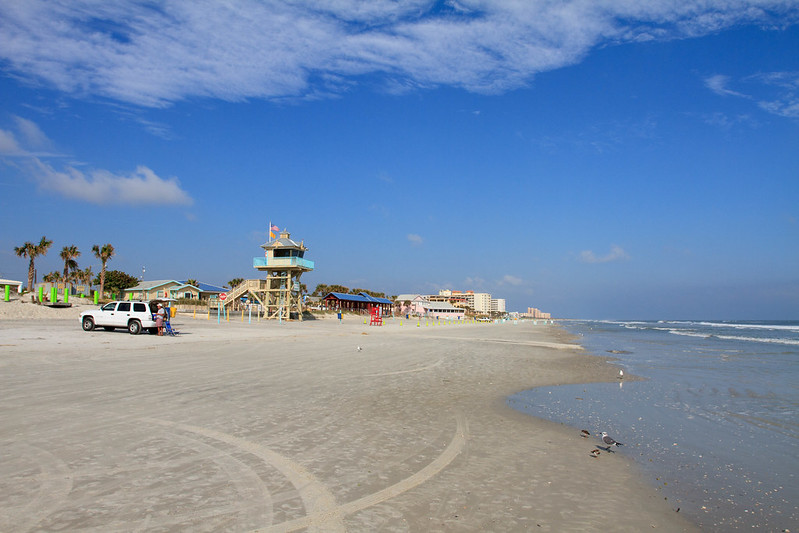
1;1;797;319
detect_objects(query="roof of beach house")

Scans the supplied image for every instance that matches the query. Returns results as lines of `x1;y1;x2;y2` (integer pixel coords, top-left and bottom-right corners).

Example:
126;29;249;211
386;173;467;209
127;280;183;291
324;292;394;305
179;281;228;293
395;294;424;302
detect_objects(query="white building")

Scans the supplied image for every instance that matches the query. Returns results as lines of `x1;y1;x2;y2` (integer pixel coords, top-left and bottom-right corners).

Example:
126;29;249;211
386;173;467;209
491;298;506;313
436;289;493;314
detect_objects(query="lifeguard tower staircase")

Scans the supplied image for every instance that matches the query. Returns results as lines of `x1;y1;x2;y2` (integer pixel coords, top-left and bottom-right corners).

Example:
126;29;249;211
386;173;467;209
221;229;314;321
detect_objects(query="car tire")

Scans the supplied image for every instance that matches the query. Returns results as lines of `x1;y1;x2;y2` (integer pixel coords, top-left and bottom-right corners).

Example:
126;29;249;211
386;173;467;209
128;320;141;335
82;316;95;331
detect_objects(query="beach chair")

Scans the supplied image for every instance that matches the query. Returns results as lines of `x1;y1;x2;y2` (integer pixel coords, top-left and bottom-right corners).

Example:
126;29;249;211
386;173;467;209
163;307;179;336
164;317;178;336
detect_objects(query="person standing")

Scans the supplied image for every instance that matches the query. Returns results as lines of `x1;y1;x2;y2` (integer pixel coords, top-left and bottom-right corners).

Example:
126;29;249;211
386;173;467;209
156;303;166;336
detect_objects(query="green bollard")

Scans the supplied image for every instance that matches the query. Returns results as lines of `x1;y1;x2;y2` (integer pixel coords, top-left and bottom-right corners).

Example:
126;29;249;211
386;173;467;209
64;289;69;304
4;285;9;302
94;290;99;305
39;286;44;302
51;286;57;302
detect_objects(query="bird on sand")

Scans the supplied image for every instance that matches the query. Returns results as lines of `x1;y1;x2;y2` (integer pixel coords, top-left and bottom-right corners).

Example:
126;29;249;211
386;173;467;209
589;449;601;458
580;429;591;438
601;432;624;448
618;369;624;379
357;346;362;351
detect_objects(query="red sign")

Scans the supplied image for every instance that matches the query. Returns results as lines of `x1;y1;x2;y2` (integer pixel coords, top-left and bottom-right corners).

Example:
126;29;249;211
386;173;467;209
219;292;227;301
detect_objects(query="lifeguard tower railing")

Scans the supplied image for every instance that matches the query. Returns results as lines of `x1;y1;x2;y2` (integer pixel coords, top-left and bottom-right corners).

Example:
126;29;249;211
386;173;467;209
253;257;315;270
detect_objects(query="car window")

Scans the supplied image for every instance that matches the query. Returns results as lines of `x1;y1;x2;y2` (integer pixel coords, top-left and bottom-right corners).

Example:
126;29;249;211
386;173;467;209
102;303;116;311
133;303;147;312
117;302;131;312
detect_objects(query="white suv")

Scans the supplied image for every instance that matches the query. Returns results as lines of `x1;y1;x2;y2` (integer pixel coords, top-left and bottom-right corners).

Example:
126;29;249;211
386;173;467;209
80;301;159;335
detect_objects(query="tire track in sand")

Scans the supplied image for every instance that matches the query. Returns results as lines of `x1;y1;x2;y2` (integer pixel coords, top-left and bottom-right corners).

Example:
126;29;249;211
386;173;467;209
252;413;468;532
143;418;345;533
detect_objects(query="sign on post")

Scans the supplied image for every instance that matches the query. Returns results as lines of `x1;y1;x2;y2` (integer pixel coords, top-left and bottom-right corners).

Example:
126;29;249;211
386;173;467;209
219;292;227;301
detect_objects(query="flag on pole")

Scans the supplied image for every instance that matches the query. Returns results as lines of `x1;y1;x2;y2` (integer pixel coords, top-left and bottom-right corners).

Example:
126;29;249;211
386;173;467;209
269;223;278;239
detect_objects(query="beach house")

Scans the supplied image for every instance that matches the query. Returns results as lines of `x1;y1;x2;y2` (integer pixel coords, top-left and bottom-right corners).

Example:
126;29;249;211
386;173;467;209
323;292;393;315
125;280;200;301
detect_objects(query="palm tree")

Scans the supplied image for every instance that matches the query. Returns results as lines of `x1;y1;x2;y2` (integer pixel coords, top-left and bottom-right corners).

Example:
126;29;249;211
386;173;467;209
79;266;94;295
186;278;199;287
42;271;63;283
14;236;53;292
227;277;244;289
60;245;80;291
92;243;115;297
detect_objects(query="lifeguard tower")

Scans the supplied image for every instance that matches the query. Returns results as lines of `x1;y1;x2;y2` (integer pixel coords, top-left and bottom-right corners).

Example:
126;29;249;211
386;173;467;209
221;229;314;321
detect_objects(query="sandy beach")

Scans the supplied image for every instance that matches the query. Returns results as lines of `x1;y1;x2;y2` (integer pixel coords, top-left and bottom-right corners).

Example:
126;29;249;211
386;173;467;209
0;300;696;532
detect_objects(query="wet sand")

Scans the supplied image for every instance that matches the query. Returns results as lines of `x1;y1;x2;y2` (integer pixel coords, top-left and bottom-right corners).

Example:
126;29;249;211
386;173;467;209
0;312;697;531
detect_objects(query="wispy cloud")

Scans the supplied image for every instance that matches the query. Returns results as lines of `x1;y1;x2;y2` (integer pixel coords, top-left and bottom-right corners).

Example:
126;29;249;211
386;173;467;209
0;128;25;156
704;74;748;98
13;116;52;149
0;117;59;157
753;71;799;118
497;274;524;286
2;117;194;206
464;276;485;288
704;71;799;119
579;245;629;264
407;233;423;245
30;159;193;206
0;1;794;107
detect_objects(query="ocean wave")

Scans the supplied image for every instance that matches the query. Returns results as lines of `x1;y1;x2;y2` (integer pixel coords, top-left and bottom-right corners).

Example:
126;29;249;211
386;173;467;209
695;321;799;332
655;320;799;332
667;329;799;346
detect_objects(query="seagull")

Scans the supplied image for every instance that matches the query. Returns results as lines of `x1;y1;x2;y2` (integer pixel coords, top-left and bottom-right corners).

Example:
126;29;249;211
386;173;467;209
618;369;624;379
580;429;591;438
601;432;624;448
357;346;362;351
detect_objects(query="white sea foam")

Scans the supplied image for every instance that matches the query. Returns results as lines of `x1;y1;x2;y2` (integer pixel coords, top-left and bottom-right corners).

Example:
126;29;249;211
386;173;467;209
666;328;799;346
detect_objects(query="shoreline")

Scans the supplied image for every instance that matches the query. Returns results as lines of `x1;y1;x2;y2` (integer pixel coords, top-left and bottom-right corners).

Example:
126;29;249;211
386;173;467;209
0;307;696;531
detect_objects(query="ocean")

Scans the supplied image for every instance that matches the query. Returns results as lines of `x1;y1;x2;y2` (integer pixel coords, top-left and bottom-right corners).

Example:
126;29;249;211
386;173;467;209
508;319;799;532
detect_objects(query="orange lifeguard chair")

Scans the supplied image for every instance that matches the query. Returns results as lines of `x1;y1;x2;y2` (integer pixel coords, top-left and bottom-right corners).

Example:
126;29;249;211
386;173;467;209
369;305;383;326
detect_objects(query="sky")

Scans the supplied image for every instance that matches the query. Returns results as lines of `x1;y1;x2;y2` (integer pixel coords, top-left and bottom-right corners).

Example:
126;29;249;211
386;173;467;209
1;1;798;320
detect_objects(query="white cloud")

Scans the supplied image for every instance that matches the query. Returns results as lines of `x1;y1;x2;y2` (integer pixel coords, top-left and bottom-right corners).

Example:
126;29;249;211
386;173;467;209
704;74;748;98
407;233;423;245
13;116;52;149
464;276;485;288
2;117;193;206
30;159;194;206
0;117;62;157
704;71;799;119
0;1;794;107
753;71;799;118
579;245;630;264
0;129;24;155
498;274;523;286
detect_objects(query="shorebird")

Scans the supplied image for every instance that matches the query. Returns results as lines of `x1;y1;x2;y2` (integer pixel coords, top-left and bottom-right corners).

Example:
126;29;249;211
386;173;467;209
357;346;362;351
580;429;591;438
618;369;624;379
601;432;624;448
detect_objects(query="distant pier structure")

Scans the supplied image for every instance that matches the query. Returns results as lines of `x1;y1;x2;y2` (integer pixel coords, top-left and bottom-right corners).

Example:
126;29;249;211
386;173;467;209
222;229;314;321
